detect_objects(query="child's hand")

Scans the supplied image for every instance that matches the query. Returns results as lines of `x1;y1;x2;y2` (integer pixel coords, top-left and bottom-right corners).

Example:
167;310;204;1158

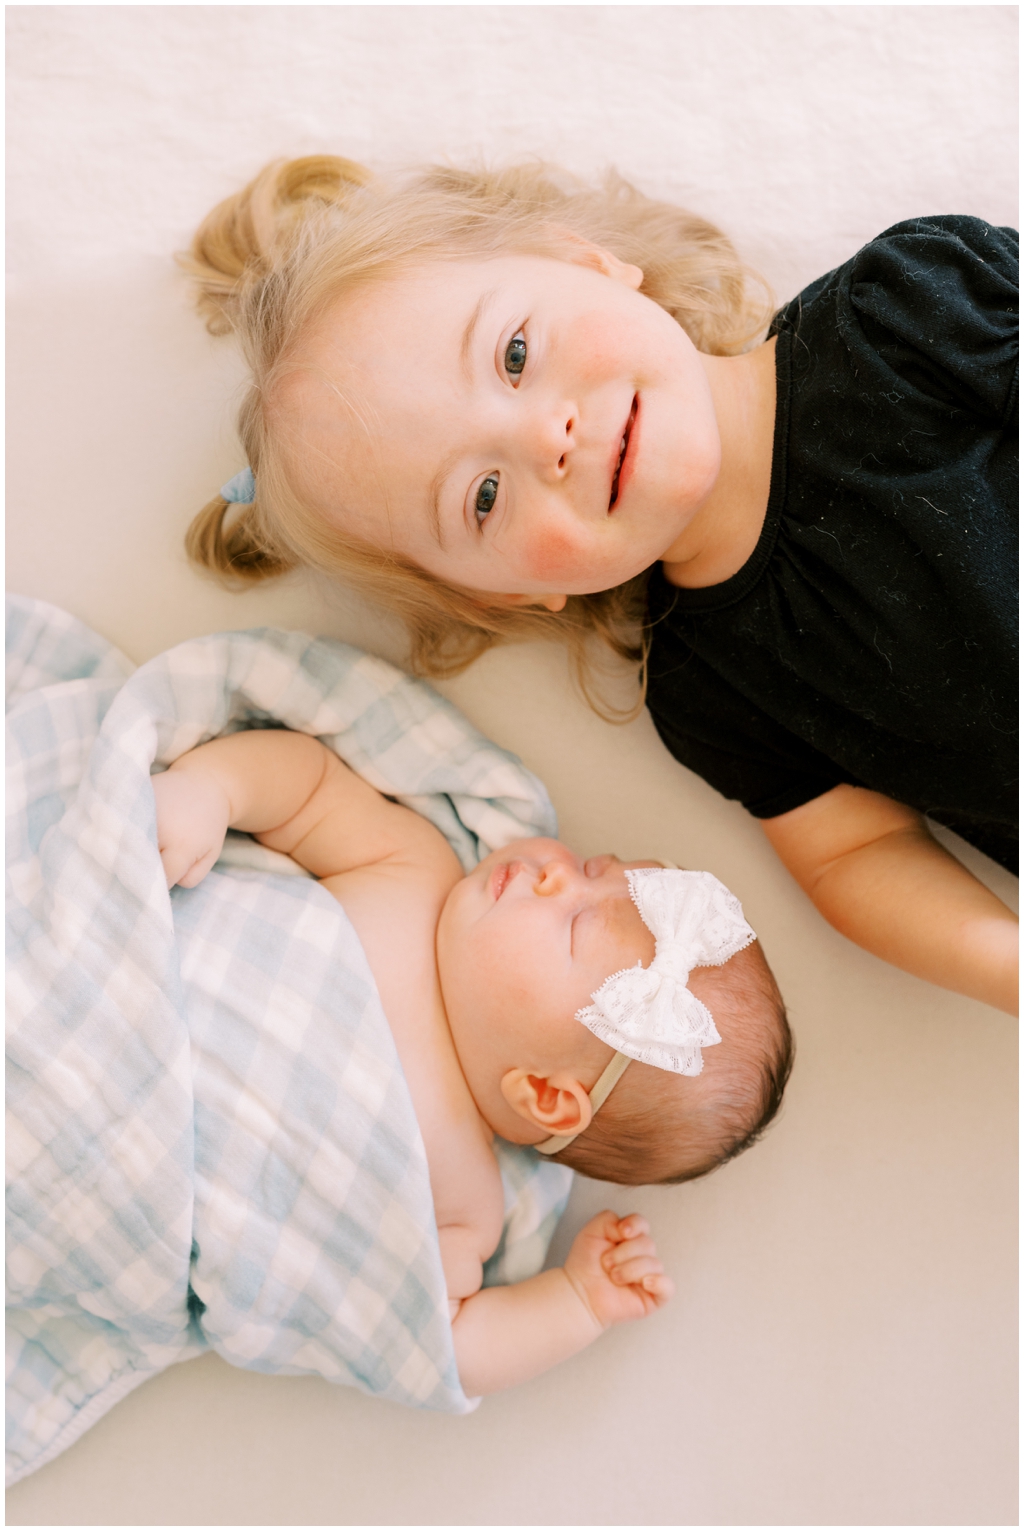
563;1210;673;1330
151;767;232;889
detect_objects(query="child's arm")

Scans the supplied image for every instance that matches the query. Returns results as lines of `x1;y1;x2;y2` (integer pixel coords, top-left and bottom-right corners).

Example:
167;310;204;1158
762;785;1018;1014
152;728;454;887
450;1211;672;1396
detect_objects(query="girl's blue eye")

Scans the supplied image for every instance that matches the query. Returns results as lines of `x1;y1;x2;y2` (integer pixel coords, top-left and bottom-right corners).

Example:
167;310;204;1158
504;333;527;377
475;475;499;520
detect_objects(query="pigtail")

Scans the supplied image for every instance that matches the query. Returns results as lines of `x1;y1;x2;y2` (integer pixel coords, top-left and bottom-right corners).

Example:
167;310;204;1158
185;494;295;584
180;155;374;336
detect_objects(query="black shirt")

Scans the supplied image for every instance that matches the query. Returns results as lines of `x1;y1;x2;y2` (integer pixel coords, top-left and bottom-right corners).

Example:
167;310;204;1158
645;216;1018;872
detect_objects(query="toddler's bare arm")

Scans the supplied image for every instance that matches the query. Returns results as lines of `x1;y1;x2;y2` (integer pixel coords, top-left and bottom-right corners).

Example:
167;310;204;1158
451;1212;672;1396
763;784;1018;1014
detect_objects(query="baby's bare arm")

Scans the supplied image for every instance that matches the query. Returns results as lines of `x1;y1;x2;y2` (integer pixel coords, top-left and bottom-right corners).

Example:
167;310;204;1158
451;1212;672;1396
763;784;1018;1014
154;730;453;886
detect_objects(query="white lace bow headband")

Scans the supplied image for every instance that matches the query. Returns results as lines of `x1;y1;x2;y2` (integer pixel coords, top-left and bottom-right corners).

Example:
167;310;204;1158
534;866;756;1155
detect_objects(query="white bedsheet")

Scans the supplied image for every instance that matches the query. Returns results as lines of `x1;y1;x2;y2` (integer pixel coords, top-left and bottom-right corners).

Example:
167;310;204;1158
6;8;1017;1525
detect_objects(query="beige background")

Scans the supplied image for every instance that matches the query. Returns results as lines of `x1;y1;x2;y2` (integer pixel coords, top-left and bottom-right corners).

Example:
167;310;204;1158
6;6;1018;1525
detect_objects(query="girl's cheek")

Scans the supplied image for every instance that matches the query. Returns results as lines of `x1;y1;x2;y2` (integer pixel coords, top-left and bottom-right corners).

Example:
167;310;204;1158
561;308;625;374
523;525;584;582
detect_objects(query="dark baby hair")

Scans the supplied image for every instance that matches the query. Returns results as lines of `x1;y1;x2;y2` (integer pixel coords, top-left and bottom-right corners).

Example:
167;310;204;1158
553;941;793;1186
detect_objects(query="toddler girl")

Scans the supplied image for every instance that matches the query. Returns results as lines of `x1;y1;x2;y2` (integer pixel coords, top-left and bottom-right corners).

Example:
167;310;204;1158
153;726;791;1395
182;156;1018;1014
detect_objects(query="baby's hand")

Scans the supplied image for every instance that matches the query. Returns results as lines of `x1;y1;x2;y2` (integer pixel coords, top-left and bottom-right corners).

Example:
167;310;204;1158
151;766;232;889
563;1210;673;1330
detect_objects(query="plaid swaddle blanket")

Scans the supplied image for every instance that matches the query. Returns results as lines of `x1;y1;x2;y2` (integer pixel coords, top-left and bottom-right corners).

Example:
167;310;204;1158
6;596;572;1486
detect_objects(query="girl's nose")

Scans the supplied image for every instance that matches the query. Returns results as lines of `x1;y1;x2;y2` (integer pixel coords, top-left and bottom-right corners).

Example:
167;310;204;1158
520;400;576;479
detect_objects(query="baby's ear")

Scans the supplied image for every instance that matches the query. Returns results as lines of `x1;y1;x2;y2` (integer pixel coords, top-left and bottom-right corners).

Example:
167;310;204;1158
546;227;644;291
500;1068;593;1137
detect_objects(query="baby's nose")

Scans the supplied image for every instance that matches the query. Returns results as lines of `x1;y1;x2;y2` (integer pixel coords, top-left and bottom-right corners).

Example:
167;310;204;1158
535;859;571;894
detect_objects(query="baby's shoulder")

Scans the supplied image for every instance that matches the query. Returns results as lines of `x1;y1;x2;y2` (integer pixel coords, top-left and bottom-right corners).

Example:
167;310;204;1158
321;796;463;933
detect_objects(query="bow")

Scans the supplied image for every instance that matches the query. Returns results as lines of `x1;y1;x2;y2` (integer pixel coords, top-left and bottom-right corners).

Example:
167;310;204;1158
576;869;756;1076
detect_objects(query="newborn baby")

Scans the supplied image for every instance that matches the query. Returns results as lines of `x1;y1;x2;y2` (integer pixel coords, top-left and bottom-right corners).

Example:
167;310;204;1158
153;729;792;1395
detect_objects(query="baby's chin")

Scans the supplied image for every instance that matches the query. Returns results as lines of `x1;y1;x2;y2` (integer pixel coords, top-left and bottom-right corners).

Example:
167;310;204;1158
436;865;476;949
434;881;490;1013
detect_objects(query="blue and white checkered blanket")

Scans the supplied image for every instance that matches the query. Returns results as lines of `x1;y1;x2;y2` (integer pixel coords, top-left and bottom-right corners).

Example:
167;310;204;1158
6;595;571;1487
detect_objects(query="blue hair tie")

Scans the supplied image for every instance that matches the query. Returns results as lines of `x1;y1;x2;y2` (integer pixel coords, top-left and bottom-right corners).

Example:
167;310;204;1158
220;467;256;504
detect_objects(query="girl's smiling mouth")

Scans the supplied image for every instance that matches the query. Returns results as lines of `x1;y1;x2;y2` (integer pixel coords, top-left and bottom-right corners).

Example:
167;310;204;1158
609;396;638;509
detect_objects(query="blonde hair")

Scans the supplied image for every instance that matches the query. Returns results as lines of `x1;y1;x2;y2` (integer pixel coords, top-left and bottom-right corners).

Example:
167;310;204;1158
181;155;773;704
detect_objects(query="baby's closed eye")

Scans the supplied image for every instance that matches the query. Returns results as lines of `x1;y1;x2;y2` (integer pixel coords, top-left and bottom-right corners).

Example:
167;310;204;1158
571;897;654;970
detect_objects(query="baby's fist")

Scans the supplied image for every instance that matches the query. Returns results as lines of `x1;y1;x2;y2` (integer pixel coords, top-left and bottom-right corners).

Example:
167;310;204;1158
564;1210;673;1330
152;766;231;889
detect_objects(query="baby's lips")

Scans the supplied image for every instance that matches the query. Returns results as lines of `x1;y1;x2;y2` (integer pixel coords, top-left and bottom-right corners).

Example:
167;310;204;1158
489;859;525;900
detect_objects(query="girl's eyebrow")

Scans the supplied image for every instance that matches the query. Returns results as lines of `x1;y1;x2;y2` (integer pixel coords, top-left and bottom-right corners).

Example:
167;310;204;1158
460;289;499;380
428;446;461;547
427;289;501;545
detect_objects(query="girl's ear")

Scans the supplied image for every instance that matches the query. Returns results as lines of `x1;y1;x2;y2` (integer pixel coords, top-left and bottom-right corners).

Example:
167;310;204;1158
548;227;644;291
500;1068;594;1137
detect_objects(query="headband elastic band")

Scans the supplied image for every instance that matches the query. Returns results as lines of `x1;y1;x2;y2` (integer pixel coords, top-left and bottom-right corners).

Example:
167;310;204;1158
532;1051;632;1156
